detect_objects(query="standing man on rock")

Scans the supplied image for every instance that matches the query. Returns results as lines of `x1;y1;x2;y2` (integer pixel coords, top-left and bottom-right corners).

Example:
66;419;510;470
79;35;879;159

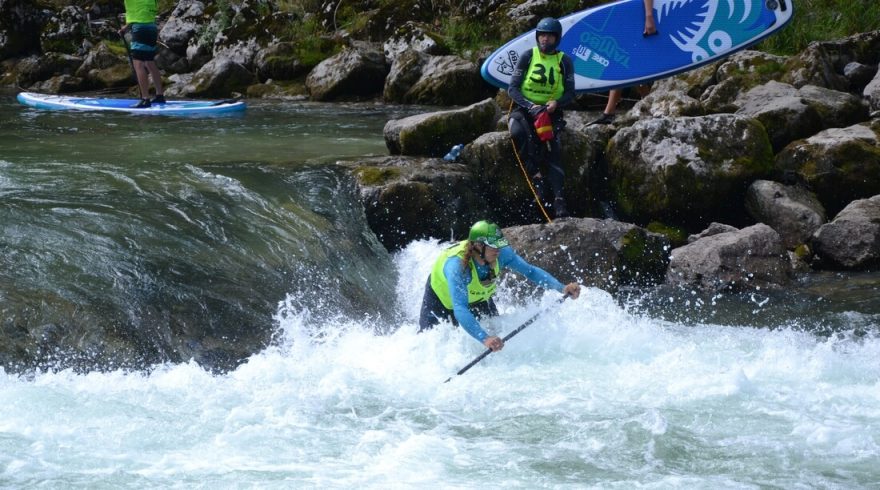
119;0;165;108
508;17;577;219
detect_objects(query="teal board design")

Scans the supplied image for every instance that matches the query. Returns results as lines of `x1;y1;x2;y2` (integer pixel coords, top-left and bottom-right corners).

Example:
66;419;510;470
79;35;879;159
481;0;793;92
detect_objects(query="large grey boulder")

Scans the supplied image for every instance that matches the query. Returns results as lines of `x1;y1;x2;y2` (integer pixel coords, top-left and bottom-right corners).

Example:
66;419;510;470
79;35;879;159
383;50;429;103
812;195;880;270
461;126;600;223
652;62;718;100
775;120;880;216
15;53;83;88
169;57;255;98
797;84;871;127
666;223;790;292
844;61;877;93
156;0;206;73
39;5;88;55
383;98;501;157
29;74;85;93
745;180;826;249
254;42;306;82
733;81;868;152
782;30;880;91
346;156;483;251
383;22;446;64
606;114;774;228
75;42;127;77
701;50;788;113
733;81;868;151
391;54;495;105
618;90;704;125
504;218;670;292
306;45;388;101
687;222;739;243
74;42;132;90
160;0;205;54
865;67;880;112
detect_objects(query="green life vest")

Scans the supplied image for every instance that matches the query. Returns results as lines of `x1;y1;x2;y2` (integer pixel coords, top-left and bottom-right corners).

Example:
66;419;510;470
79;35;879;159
430;241;501;309
124;0;157;24
520;47;565;105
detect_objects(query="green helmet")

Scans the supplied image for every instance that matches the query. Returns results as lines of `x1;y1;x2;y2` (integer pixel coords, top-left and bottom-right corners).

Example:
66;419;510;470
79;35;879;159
468;220;509;249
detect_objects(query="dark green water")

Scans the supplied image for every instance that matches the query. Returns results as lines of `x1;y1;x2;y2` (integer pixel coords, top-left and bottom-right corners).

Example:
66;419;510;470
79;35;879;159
0;93;423;371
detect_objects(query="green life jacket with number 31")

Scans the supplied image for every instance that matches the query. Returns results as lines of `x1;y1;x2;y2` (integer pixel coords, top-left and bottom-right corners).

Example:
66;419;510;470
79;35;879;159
520;46;565;105
430;241;501;309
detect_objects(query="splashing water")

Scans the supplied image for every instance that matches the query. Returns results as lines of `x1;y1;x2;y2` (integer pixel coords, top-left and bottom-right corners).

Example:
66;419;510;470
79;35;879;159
1;239;878;488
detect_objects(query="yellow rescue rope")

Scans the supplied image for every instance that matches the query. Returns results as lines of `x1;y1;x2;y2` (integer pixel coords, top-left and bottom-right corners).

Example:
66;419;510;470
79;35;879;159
508;101;553;224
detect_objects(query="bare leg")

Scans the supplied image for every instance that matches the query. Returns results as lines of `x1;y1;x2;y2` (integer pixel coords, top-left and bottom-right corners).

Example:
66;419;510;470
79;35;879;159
133;59;150;99
604;89;623;115
145;61;164;96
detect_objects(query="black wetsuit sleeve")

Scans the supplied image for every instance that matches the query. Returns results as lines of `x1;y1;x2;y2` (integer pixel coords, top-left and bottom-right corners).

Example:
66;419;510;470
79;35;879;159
557;54;576;108
507;49;535;109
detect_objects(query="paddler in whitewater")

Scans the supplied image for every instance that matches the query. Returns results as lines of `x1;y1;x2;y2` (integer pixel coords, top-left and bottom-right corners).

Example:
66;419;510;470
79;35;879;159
507;17;576;219
418;220;581;352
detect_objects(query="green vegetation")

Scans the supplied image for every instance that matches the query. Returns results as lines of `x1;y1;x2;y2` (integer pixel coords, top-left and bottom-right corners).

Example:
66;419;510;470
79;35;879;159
755;0;880;55
438;17;500;55
355;166;402;186
646;222;688;247
172;0;880;70
196;0;232;48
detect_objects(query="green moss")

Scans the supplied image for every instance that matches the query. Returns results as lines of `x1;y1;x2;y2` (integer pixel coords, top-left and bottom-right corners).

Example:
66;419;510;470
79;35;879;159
794;244;812;259
621;229;648;264
754;60;784;77
105;41;127;57
355;166;401;186
619;228;668;285
646;222;688;247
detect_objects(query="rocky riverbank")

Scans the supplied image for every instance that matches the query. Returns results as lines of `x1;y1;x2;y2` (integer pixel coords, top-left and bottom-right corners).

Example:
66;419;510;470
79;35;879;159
3;1;880;312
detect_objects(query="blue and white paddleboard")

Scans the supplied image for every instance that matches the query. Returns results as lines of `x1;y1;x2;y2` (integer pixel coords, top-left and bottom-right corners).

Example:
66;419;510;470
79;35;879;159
481;0;794;92
16;92;246;115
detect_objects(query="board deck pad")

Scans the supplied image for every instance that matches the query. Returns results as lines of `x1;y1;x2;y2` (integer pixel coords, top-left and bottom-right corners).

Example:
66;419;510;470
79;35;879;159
481;0;793;92
16;92;246;116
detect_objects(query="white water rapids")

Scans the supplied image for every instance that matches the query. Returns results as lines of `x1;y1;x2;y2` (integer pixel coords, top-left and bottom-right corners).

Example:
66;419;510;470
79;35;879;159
1;239;878;488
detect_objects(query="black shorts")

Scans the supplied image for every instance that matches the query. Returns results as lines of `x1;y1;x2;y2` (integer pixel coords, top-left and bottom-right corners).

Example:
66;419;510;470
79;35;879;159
130;23;158;61
418;276;498;332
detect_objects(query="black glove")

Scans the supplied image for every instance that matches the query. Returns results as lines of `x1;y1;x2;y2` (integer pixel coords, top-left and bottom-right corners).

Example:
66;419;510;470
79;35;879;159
528;104;545;117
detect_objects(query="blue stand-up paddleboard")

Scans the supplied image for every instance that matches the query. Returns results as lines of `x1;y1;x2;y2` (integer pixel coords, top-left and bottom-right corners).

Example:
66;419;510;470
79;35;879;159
16;92;246;116
481;0;794;92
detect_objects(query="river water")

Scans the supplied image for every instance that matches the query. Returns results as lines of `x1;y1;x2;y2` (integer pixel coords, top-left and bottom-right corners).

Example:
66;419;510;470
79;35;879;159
1;93;879;488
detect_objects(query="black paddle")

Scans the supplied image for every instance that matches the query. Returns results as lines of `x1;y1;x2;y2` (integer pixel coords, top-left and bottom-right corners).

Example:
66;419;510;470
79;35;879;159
443;293;571;383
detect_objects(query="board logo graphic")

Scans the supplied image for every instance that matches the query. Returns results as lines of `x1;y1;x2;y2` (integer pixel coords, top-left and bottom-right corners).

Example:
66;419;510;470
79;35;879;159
493;50;519;76
577;30;630;68
657;0;768;63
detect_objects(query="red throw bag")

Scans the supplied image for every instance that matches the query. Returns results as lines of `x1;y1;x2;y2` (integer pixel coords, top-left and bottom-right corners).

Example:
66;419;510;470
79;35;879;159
534;110;553;143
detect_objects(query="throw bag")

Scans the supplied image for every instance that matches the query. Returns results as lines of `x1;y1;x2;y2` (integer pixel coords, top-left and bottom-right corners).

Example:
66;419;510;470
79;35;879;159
533;110;553;143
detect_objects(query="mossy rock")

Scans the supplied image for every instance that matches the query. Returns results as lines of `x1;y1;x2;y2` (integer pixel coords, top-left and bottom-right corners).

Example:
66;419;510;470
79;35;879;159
608;115;774;228
354;166;403;186
646;222;688;247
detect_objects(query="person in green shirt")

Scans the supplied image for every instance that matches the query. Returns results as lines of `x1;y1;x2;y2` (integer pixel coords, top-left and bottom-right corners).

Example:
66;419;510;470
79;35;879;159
119;0;165;108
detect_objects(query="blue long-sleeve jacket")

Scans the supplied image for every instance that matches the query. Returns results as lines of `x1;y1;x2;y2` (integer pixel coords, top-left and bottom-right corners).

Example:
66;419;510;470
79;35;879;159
442;247;564;342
